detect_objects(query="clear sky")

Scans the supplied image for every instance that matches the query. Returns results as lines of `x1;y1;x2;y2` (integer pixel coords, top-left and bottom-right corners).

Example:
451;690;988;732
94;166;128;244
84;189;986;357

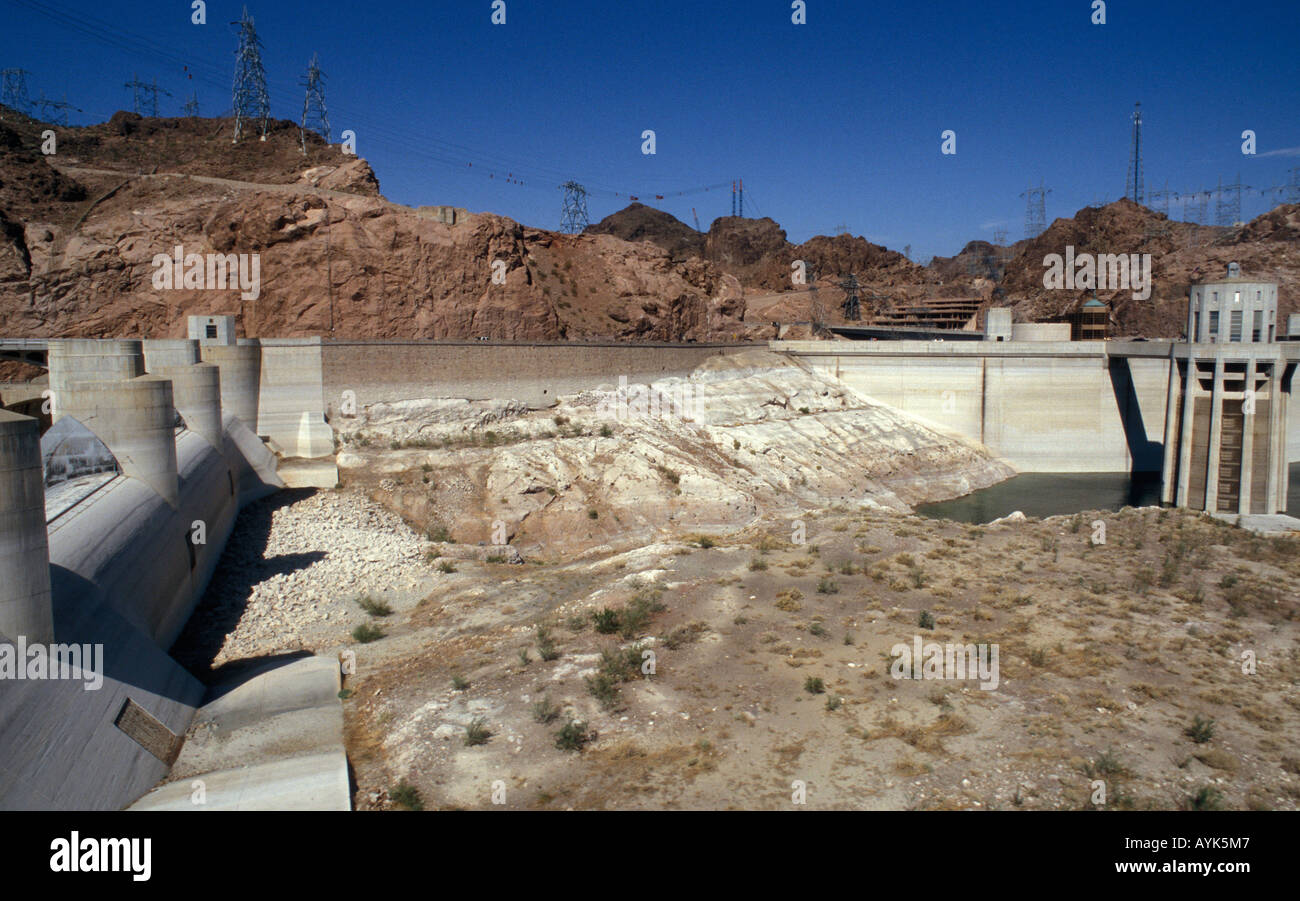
3;0;1299;261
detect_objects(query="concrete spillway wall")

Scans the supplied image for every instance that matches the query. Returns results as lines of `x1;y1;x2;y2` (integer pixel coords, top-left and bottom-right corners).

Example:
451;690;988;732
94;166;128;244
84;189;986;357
0;347;284;810
320;340;755;413
775;340;1300;472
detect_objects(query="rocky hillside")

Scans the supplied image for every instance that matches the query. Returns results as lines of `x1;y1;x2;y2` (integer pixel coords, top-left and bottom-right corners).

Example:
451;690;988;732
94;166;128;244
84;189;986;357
994;199;1300;337
0;106;750;343
3;103;1297;343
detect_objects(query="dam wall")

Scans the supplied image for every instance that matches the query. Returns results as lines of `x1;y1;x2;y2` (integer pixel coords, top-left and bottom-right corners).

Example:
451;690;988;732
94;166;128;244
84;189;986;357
0;348;284;810
320;340;754;415
775;340;1177;473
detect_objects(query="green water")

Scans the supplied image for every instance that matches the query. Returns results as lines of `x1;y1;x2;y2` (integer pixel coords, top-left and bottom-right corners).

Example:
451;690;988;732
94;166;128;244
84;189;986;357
918;465;1300;524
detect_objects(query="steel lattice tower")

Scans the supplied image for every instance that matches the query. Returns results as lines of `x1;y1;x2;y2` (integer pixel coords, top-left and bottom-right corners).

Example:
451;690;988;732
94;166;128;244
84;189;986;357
838;273;862;321
1020;181;1050;239
1126;101;1144;204
299;53;329;153
34;92;78;126
124;73;170;117
182;92;200;117
1215;174;1251;226
1148;181;1175;216
559;181;589;234
231;6;271;142
1185;190;1210;225
1;68;32;114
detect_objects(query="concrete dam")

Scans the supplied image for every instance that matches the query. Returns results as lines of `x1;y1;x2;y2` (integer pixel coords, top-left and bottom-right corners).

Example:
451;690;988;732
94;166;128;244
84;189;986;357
1;303;1296;810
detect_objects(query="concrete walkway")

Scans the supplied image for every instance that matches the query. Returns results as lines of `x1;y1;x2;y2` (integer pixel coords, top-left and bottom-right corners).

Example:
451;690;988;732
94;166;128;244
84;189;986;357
1210;512;1300;537
129;654;351;811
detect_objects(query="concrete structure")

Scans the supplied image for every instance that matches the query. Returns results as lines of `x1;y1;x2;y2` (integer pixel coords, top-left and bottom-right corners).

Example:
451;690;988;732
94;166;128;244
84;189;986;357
775;336;1300;474
257;338;334;458
0;410;53;643
57;376;181;507
199;340;261;431
1162;265;1292;513
47;338;144;421
155;363;223;449
1012;322;1072;342
1186;262;1278;344
129;655;351;811
985;308;1013;342
188;314;238;346
142;338;200;371
0;342;286;810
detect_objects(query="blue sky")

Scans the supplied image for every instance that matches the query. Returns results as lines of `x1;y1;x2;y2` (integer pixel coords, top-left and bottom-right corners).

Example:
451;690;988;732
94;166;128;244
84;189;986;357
3;0;1299;261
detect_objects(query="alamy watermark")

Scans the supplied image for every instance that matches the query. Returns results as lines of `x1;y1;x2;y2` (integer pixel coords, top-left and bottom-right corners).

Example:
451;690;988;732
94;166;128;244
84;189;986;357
1042;245;1151;301
594;376;699;422
151;244;261;300
0;636;104;690
890;635;1000;690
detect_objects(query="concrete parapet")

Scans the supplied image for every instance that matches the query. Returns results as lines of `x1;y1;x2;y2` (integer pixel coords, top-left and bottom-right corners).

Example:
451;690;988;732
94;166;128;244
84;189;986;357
0;410;53;643
60;376;180;507
200;341;261;431
156;363;223;449
142;339;200;371
258;339;333;458
47;339;144;422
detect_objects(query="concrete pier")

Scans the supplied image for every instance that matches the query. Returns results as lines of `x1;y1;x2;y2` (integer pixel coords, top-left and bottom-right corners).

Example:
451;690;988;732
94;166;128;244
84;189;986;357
142;338;201;372
200;341;261;431
59;376;181;507
47;338;144;421
156;363;223;449
0;410;53;643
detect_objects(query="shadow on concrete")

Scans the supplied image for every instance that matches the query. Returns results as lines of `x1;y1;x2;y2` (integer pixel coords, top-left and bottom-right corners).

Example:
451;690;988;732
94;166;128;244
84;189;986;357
47;565;203;706
169;488;325;683
1108;357;1164;473
202;649;317;704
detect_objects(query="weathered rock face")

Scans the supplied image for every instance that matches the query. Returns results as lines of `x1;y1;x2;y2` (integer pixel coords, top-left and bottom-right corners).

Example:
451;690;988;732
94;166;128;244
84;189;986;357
0;107;753;343
337;350;1014;556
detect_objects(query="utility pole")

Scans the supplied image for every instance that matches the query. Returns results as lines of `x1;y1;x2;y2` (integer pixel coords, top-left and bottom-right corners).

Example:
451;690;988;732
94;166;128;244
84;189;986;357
231;6;271;142
559;181;589;233
182;93;200;117
1148;181;1175;216
299;53;330;153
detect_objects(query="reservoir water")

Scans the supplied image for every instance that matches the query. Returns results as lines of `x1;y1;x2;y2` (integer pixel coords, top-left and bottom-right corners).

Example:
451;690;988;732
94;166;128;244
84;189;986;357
916;464;1300;524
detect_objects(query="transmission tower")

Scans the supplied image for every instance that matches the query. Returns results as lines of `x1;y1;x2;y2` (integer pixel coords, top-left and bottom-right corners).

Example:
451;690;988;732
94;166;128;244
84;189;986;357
1021;181;1050;239
1215;174;1251;226
1126;101;1144;204
182;92;200;117
34;92;79;126
124;73;170;117
231;6;271;142
838;273;862;321
1185;190;1210;226
299;53;330;153
559;181;589;233
1;68;32;114
1148;181;1175;216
